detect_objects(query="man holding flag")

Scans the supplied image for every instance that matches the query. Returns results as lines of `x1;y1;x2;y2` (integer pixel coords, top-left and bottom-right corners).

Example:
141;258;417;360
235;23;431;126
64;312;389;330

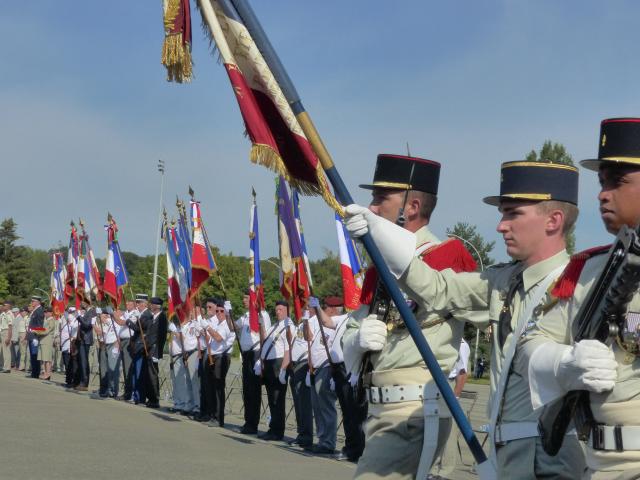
342;154;478;479
235;191;271;435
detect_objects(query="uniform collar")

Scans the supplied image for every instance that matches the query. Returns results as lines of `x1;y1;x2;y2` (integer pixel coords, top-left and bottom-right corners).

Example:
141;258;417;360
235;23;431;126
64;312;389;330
522;249;569;292
414;224;439;246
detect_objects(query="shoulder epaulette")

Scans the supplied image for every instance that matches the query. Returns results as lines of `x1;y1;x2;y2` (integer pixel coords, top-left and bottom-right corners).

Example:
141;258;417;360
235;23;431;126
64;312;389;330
420;238;477;273
551;245;611;299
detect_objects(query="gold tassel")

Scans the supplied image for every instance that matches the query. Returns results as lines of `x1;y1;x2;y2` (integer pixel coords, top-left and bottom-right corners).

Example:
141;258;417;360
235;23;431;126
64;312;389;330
249;143;344;216
161;0;192;83
161;33;193;83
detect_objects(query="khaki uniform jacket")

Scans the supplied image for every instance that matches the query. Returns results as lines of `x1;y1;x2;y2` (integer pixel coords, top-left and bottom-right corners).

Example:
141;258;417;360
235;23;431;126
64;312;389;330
0;311;13;330
36;317;57;362
399;247;569;423
343;226;466;385
520;253;640;472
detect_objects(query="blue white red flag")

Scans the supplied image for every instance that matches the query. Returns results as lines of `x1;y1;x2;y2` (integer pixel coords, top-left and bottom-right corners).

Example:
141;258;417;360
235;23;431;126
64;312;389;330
248;195;264;332
335;213;365;311
65;223;79;307
175;206;192;292
80;226;103;302
190;200;216;295
103;217;129;307
51;252;67;317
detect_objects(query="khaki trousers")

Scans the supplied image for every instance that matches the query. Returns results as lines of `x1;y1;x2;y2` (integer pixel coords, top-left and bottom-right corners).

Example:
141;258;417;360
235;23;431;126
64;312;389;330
496;435;586;479
354;404;451;480
20;335;29;370
0;329;11;370
588;469;640;480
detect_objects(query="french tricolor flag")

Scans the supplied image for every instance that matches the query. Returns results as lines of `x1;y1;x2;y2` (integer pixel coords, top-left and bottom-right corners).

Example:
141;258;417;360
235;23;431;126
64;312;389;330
190;200;216;295
335;213;365;311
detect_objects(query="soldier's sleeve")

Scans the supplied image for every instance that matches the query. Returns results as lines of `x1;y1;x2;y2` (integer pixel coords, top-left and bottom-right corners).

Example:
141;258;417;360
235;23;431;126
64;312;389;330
399;256;493;315
516;298;573;409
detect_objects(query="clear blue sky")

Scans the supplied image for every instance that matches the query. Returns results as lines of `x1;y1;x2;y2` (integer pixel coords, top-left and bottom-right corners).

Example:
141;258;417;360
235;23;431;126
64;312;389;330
2;1;639;262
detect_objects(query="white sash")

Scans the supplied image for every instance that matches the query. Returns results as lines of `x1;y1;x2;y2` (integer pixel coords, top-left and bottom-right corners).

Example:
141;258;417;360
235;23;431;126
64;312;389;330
488;263;566;461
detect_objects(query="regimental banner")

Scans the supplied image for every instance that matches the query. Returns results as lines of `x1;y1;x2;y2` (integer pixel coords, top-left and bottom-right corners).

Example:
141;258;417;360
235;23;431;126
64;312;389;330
195;0;339;212
165;221;190;322
276;176;310;321
103;216;129;308
51;252;67;318
65;222;79;306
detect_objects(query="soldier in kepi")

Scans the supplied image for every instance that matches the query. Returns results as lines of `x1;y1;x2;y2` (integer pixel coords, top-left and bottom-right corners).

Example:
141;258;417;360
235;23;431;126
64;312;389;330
342;154;478;480
344;157;587;478
520;118;640;479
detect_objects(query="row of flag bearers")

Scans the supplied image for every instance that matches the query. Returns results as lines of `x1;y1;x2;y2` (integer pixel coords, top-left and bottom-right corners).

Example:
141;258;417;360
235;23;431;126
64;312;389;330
34;115;640;478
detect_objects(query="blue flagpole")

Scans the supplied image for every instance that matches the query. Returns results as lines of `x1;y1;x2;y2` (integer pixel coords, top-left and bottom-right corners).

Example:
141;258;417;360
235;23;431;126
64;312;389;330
228;0;488;465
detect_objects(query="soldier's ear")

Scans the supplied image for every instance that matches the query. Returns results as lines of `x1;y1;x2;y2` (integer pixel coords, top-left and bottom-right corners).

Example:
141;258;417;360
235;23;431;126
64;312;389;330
545;209;565;236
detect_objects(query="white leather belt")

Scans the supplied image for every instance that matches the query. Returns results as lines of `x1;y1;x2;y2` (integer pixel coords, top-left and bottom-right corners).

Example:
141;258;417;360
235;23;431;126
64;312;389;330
590;424;640;451
367;384;425;404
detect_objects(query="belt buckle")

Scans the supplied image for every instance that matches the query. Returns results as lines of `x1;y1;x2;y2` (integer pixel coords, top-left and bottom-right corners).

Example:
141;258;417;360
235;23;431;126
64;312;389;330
591;424;605;450
368;387;382;404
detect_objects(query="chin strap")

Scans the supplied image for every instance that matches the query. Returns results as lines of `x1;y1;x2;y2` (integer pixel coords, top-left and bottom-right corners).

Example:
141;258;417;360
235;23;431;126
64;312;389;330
395;163;416;227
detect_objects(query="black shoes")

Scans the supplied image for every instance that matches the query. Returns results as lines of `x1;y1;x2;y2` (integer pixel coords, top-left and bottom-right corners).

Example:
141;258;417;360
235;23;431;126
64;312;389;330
194;414;211;422
307;445;335;455
333;450;358;462
146;402;160;409
259;432;283;441
288;438;313;448
240;425;258;435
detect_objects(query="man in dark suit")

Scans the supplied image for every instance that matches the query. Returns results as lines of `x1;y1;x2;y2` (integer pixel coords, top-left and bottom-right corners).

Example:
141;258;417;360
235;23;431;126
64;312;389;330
126;294;152;405
74;303;95;391
27;296;44;378
143;297;164;408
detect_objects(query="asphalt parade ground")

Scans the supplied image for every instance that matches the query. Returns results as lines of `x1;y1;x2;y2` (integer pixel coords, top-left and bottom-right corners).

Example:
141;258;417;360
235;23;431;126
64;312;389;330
0;365;489;480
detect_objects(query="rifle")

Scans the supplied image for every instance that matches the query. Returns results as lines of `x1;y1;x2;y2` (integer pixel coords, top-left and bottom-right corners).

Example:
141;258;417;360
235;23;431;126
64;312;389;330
539;224;640;455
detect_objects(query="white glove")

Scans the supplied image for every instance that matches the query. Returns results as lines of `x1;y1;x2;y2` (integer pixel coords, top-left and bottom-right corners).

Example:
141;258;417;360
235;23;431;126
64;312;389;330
253;360;262;376
278;368;287;385
224;300;232;312
168;323;178;333
302;309;310;321
528;339;618;410
329;378;336;392
348;372;358;387
344;204;415;278
357;314;387;352
556;340;617;393
199;318;209;330
308;296;320;309
305;371;311;387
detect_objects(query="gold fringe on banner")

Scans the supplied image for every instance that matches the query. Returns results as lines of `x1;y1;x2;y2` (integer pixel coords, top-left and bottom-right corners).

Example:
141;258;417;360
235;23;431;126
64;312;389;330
161;33;193;83
161;0;193;83
249;143;344;216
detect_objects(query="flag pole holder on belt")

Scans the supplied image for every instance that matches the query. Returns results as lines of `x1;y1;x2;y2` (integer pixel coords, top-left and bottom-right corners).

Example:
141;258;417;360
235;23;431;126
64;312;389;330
228;0;491;470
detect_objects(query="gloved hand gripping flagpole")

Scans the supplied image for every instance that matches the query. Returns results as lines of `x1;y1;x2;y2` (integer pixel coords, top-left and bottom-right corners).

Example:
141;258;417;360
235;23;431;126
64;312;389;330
228;0;491;471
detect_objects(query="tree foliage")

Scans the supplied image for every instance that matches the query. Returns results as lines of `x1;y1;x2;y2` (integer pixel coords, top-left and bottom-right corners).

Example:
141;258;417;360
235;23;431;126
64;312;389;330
445;222;495;269
0;218;343;315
